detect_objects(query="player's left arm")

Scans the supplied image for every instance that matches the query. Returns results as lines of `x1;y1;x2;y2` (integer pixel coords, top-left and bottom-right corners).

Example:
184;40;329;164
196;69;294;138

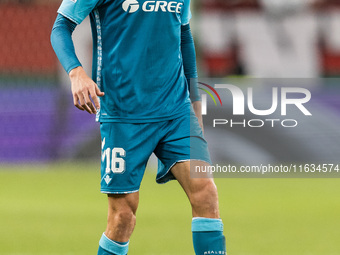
180;0;203;130
181;24;203;131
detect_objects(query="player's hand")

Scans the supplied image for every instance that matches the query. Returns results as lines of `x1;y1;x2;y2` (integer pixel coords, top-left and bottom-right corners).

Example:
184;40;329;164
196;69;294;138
192;101;204;133
69;66;105;114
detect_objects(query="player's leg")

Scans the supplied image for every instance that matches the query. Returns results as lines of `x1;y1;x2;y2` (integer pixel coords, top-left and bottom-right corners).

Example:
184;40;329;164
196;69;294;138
98;122;156;255
171;161;226;255
171;161;219;217
154;110;226;255
98;192;139;255
105;193;139;242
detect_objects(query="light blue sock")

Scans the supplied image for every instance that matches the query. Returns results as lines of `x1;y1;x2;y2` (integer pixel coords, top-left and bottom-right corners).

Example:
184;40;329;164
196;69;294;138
97;233;129;255
192;217;226;255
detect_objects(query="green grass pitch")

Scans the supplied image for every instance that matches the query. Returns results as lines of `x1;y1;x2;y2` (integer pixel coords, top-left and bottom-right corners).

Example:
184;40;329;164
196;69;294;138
0;162;339;255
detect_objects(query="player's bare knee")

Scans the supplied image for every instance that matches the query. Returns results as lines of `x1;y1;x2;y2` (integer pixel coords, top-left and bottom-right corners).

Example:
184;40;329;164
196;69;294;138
193;179;218;200
107;208;137;236
115;209;136;226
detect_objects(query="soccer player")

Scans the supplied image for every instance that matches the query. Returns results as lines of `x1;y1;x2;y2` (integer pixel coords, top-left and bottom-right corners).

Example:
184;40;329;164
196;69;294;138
51;0;226;254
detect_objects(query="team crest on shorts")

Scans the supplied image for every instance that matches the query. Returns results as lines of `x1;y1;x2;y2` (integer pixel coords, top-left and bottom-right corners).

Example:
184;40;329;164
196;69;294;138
104;174;112;185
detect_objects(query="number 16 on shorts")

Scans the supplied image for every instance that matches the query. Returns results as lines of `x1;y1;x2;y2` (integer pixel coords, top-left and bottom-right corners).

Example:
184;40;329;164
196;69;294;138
102;139;126;174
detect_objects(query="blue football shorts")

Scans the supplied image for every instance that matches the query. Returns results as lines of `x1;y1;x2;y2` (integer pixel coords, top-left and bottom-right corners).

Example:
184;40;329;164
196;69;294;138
99;110;211;194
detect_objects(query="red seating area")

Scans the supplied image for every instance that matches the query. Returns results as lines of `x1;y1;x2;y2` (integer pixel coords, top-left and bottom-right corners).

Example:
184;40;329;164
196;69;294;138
0;3;59;75
1;2;340;77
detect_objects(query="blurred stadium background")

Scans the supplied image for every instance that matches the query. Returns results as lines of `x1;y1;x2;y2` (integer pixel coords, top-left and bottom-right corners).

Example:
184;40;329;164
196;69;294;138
0;0;340;254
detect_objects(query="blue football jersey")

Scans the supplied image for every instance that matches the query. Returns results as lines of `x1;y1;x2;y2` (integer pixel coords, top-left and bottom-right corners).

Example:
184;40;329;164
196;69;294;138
58;0;192;123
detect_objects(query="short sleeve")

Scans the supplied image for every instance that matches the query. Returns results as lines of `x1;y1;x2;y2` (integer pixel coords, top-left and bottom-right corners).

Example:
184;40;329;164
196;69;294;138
57;0;101;25
181;0;192;25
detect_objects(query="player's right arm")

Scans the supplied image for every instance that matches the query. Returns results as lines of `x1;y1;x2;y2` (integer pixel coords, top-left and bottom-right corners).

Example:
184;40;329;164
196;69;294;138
50;0;104;114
